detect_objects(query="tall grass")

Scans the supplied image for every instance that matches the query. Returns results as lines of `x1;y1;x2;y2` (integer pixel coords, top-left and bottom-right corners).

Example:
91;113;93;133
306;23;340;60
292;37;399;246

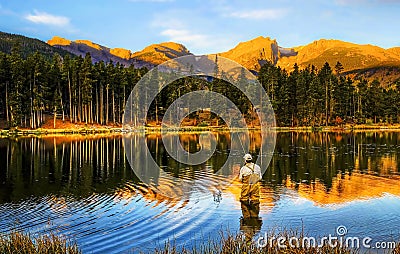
150;230;400;254
0;231;81;254
1;229;397;253
394;243;400;254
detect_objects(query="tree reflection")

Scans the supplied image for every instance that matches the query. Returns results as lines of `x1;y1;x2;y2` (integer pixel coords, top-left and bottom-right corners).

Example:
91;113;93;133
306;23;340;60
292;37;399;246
0;131;399;206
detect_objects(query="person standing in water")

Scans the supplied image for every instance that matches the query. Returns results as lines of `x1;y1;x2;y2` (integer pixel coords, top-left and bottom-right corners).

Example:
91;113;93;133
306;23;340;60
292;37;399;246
239;153;262;204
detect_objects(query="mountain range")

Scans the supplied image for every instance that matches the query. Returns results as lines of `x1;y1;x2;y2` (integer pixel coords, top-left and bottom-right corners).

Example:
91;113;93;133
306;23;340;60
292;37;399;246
47;35;400;83
2;31;400;83
0;31;71;59
47;36;191;69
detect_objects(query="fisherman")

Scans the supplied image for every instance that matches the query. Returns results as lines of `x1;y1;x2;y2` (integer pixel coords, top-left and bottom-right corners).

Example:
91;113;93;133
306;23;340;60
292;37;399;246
239;153;262;204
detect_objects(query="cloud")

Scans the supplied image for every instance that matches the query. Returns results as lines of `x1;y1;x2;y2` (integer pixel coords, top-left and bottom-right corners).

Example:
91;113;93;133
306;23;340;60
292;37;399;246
228;8;287;20
159;28;235;54
151;17;184;30
335;0;367;4
376;0;400;3
25;10;70;27
161;29;207;43
336;0;400;4
151;10;237;53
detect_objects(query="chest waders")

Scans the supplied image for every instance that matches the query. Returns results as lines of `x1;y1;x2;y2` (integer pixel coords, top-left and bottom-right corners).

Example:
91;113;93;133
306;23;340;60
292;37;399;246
240;164;260;204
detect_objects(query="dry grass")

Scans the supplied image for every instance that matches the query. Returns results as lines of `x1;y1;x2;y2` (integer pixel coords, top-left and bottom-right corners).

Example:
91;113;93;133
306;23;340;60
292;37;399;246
150;230;400;254
393;243;400;254
1;229;397;253
0;231;81;254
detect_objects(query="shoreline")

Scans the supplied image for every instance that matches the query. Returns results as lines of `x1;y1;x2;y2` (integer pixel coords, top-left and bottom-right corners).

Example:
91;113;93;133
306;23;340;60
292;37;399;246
2;124;400;137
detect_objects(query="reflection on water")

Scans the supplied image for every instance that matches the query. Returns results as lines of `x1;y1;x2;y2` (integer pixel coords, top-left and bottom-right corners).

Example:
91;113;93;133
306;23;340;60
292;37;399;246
267;132;400;206
285;172;400;205
0;131;400;253
0;134;134;203
240;202;262;244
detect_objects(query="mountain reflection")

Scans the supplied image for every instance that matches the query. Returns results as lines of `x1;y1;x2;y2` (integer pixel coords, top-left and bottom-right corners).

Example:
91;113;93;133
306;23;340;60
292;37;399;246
0;131;399;206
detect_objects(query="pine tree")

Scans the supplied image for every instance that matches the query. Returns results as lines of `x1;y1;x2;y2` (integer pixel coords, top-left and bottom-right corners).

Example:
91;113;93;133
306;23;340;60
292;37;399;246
49;54;64;127
1;42;400;128
287;63;299;126
0;53;11;125
236;67;251;120
307;67;324;126
80;53;93;124
335;61;344;75
61;54;74;123
365;79;384;123
318;62;336;126
9;43;25;127
296;66;313;126
355;78;368;122
92;61;106;124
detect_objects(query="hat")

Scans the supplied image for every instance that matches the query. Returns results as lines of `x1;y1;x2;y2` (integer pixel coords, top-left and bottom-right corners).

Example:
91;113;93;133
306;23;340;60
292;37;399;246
243;153;252;161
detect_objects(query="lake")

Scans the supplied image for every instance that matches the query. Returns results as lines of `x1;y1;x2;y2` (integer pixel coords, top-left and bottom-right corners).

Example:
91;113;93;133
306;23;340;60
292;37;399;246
0;131;400;253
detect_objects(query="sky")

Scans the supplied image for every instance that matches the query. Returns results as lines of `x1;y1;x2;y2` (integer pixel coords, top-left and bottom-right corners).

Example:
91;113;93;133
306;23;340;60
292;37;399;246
0;0;399;54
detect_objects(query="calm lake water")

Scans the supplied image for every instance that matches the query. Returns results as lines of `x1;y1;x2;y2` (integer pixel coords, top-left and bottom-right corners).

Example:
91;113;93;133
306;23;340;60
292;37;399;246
1;131;400;253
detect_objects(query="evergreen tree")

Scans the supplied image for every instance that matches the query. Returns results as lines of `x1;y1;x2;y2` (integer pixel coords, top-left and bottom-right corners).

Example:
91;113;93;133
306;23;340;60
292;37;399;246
365;79;384;123
0;53;11;124
80;53;93;124
318;62;336;126
296;66;313;126
308;68;324;126
355;78;368;122
48;54;64;127
9;43;25;127
287;63;299;126
0;45;399;128
335;61;344;75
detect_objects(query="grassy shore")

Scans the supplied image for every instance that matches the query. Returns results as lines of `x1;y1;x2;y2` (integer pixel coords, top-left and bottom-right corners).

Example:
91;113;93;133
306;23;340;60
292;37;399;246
2;123;400;138
1;228;398;253
149;230;400;254
0;127;122;137
0;231;81;254
88;123;400;134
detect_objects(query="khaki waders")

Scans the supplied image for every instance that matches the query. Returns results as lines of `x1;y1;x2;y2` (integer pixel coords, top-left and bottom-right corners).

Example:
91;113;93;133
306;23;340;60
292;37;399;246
240;174;260;203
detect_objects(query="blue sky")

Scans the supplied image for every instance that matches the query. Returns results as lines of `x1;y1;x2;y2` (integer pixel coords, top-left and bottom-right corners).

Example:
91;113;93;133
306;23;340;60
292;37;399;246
0;0;399;54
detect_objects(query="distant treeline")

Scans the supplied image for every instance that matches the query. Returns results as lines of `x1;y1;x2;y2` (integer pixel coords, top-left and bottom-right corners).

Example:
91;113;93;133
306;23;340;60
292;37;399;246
0;31;71;59
258;61;400;126
0;44;147;128
0;44;399;128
